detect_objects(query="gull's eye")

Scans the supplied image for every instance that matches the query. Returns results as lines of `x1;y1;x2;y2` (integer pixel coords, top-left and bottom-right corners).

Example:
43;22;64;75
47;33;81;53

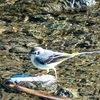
36;51;40;55
33;51;40;55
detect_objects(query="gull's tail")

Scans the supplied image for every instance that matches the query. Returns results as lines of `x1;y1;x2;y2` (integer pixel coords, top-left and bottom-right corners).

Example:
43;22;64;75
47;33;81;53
70;50;100;57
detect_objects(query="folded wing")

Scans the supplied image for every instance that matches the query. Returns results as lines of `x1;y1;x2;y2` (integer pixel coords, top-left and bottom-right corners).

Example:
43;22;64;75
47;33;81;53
36;53;73;64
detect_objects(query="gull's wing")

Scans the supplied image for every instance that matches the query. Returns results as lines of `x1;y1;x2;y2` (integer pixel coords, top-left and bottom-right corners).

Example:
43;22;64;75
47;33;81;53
36;51;73;64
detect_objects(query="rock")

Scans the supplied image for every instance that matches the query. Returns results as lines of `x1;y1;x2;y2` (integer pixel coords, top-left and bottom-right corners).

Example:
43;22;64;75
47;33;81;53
7;74;57;92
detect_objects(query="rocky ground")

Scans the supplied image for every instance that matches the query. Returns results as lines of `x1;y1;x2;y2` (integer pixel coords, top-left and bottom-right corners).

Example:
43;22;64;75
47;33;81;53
0;0;100;100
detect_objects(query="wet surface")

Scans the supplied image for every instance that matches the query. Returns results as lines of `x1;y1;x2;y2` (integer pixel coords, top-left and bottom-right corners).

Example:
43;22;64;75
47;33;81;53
0;0;100;100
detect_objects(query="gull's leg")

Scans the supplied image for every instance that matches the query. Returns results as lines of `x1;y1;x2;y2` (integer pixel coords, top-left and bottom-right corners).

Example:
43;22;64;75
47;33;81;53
52;67;57;79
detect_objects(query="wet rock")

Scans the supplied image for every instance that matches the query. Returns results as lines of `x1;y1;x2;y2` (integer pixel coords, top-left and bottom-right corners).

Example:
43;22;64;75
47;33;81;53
9;47;28;53
0;27;6;35
54;86;73;98
0;94;2;99
64;39;77;47
0;46;6;50
9;48;18;53
27;42;38;47
3;27;18;34
7;74;57;92
76;42;91;48
39;0;96;14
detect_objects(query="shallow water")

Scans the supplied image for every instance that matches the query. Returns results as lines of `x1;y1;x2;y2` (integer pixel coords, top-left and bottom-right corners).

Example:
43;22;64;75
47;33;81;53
0;0;100;100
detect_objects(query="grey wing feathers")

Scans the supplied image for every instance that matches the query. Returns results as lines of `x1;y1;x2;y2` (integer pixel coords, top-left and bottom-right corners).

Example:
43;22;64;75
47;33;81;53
36;51;70;64
43;54;69;64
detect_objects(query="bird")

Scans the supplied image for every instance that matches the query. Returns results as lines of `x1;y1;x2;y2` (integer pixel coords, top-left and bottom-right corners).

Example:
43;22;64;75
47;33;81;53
28;47;100;78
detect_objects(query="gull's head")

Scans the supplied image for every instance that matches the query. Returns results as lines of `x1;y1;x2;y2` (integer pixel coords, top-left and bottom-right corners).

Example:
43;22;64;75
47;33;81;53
28;47;44;56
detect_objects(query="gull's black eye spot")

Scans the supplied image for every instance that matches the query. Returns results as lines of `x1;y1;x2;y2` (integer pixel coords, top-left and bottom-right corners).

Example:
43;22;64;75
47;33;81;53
36;51;40;55
33;51;40;55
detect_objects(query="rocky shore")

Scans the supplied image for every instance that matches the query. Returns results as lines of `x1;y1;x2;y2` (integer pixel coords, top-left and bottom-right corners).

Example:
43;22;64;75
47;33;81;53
0;0;100;100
